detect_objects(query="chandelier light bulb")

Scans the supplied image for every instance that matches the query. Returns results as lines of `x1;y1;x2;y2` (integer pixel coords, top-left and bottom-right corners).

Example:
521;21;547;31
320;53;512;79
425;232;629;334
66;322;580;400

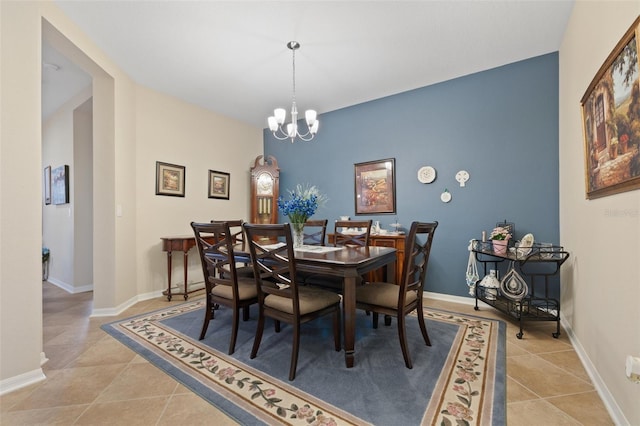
267;41;319;143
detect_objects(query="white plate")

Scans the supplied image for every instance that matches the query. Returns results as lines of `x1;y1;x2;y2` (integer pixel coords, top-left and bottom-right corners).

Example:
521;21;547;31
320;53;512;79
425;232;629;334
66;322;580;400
417;166;436;183
517;233;534;256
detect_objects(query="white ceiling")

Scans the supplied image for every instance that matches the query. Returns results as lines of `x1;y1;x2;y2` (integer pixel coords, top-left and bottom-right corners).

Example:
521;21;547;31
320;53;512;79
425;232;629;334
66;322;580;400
45;0;574;127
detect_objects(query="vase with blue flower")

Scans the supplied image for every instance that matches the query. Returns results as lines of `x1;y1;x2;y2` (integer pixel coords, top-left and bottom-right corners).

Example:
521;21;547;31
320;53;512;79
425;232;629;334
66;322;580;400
277;184;327;247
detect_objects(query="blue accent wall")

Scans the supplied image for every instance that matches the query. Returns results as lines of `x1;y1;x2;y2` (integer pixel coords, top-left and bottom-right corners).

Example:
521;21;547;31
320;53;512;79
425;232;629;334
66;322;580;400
264;53;559;299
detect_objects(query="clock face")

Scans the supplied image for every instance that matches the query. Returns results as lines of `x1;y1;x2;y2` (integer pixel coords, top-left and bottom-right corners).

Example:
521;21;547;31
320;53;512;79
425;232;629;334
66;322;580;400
257;173;274;195
417;166;436;183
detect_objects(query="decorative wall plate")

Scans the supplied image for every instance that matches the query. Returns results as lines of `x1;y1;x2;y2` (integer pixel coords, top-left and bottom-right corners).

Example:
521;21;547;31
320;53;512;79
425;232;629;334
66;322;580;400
455;170;470;187
417;166;436;183
440;189;452;203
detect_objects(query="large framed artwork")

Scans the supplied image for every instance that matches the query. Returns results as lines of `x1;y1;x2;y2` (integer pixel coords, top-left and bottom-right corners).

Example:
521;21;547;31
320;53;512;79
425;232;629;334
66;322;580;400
44;166;51;205
51;165;70;205
581;15;640;199
354;158;396;215
156;161;186;197
208;170;230;199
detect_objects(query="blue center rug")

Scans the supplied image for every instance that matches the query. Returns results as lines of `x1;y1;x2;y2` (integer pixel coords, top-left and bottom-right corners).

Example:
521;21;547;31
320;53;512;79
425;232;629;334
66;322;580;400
102;299;505;425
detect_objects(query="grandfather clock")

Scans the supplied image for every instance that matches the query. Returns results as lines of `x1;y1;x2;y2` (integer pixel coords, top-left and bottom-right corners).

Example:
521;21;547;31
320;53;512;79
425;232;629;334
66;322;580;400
250;155;279;224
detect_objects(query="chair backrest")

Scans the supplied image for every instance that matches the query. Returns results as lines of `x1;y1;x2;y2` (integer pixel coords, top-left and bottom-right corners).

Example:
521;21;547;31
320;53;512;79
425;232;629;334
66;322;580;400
243;223;302;314
303;219;328;246
399;221;438;302
211;219;246;251
333;220;373;247
191;221;241;298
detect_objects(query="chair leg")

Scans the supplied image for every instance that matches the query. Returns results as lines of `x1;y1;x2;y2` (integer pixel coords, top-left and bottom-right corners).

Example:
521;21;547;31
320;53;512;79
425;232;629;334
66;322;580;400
289;322;301;381
417;305;431;346
199;299;213;340
228;307;240;355
397;314;413;369
333;309;341;351
251;309;265;359
372;312;379;329
242;305;250;321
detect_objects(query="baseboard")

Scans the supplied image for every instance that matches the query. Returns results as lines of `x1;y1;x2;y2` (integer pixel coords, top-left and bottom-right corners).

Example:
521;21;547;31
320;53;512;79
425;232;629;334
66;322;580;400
90;289;165;317
560;313;628;425
0;368;46;396
46;277;93;294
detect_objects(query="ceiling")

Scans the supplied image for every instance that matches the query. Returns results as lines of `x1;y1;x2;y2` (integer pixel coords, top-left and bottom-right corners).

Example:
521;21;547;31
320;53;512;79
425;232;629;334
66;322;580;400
44;1;574;127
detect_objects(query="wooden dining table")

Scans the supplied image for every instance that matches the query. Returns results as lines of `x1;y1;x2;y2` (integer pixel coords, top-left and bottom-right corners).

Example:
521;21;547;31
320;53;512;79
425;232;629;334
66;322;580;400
293;245;397;368
205;244;396;368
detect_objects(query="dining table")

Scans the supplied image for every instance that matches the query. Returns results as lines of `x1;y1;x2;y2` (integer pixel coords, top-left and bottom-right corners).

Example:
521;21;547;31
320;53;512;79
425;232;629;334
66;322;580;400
292;245;397;368
210;244;397;368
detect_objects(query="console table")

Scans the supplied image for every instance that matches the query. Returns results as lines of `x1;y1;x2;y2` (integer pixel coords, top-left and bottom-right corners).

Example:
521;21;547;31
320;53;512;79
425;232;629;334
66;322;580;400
160;235;208;301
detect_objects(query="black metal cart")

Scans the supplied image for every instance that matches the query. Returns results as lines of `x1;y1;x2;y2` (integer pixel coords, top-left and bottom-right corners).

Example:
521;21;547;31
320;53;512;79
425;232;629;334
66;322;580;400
472;240;570;339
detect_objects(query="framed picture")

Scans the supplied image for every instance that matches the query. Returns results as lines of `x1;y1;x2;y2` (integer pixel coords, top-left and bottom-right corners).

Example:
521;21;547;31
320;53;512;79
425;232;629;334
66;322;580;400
354;158;396;215
156;161;185;197
51;165;69;205
44;166;51;205
208;170;230;199
581;16;640;199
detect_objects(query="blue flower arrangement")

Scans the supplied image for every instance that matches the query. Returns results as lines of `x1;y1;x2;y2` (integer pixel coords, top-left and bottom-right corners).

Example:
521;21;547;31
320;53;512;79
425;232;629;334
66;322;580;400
277;184;327;227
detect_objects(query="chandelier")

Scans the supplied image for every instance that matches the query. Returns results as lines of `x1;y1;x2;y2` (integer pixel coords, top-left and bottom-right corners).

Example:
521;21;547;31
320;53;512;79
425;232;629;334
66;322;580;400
267;41;319;143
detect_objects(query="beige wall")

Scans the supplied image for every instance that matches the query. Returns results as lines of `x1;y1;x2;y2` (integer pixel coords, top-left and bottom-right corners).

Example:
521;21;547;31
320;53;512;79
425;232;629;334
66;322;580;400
134;86;262;298
42;88;93;292
0;0;45;384
0;0;262;391
559;2;640;424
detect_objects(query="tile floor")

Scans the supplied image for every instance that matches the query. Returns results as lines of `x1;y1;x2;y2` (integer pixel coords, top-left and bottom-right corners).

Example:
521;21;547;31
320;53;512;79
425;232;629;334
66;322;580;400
0;282;613;425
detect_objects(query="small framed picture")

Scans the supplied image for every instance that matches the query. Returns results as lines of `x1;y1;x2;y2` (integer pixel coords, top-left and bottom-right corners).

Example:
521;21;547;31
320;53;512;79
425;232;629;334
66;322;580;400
44;166;51;205
52;165;70;205
354;158;396;215
156;161;185;197
208;170;230;199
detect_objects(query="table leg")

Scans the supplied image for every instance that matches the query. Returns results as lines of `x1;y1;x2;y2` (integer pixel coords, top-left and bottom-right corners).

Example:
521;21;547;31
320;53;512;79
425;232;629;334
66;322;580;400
166;252;173;301
183;251;189;300
342;275;357;368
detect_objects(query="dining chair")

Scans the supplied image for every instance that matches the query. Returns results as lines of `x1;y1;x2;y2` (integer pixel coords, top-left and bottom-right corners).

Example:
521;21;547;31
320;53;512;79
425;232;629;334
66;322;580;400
191;221;259;354
243;223;342;381
304;219;373;291
210;219;253;278
303;219;328;246
333;220;373;247
355;221;438;368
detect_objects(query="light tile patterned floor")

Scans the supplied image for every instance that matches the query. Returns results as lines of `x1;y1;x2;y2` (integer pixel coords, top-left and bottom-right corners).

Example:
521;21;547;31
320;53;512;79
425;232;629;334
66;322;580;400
0;283;613;425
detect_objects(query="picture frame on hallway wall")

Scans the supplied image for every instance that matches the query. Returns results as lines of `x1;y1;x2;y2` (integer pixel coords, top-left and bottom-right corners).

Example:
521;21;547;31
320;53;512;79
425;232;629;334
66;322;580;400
581;15;640;199
52;165;70;205
354;158;396;215
156;161;186;197
44;166;51;205
208;170;230;200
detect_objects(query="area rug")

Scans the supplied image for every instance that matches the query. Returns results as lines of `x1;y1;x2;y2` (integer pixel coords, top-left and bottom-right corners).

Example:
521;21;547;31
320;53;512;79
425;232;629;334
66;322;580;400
102;300;505;425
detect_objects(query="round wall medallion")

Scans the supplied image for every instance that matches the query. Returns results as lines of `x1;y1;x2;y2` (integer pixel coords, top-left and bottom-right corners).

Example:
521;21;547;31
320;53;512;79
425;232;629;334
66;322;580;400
455;170;470;187
440;189;452;203
417;166;436;183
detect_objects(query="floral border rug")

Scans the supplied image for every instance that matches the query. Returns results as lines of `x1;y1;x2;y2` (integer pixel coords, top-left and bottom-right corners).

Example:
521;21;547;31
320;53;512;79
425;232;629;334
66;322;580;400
102;300;505;425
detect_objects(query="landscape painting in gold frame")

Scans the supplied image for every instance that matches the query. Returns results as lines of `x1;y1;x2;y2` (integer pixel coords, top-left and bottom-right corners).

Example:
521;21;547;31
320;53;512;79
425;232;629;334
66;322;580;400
354;158;396;215
581;15;640;199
